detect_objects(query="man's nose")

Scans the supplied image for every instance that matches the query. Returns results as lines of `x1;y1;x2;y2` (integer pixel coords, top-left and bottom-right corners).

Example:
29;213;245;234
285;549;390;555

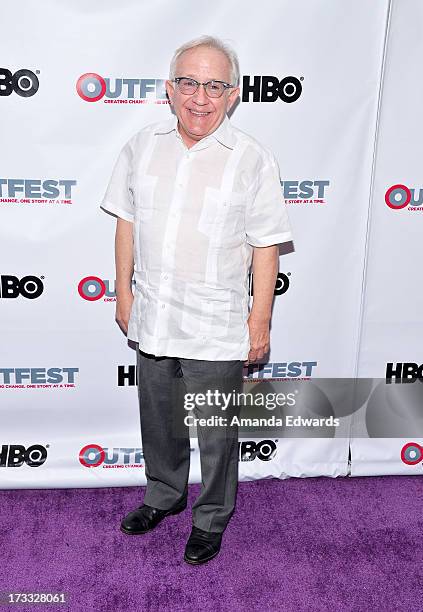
192;84;210;105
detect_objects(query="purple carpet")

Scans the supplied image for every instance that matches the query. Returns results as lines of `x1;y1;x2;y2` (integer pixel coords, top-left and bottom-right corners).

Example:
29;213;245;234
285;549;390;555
0;476;421;611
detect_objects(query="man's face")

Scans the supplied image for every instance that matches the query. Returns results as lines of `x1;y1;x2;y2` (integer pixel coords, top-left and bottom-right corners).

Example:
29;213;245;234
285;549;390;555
165;45;239;148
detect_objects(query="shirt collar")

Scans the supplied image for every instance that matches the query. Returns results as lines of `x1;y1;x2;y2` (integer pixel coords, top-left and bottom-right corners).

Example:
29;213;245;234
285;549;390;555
154;113;236;150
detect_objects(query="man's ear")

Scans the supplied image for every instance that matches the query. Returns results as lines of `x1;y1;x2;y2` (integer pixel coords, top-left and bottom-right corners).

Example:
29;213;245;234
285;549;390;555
227;86;240;111
165;79;174;105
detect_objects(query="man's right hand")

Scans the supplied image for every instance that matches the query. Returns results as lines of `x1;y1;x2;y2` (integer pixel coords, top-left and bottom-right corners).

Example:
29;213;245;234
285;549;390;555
115;291;134;335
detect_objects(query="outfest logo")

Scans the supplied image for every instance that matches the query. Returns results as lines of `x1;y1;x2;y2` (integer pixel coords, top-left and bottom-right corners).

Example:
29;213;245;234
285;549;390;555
76;72;169;104
385;184;423;211
78;276;136;302
78;276;116;302
281;180;330;205
0;178;76;205
79;444;144;468
243;361;318;380
401;442;423;466
0;367;79;389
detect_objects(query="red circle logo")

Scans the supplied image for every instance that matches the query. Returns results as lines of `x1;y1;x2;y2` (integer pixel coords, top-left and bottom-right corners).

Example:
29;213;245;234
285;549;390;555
385;184;411;210
79;444;105;468
76;73;106;102
400;442;422;465
78;276;106;301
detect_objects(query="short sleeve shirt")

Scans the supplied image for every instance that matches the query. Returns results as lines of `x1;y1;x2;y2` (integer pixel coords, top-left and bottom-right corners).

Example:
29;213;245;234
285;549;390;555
100;114;293;360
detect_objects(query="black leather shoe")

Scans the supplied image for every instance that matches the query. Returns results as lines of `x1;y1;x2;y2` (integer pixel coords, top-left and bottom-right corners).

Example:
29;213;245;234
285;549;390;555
120;498;187;535
184;526;223;565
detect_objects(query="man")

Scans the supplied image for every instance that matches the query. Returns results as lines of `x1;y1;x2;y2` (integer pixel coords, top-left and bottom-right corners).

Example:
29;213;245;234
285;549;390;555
100;35;292;565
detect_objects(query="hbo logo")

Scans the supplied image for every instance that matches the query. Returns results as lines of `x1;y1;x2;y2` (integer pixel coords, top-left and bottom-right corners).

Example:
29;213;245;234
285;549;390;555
242;75;302;103
0;445;47;467
0;68;39;97
0;275;44;299
238;440;277;462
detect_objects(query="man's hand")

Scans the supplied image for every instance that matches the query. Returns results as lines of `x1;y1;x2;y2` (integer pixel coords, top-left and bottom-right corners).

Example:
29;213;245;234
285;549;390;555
245;314;270;365
115;290;134;335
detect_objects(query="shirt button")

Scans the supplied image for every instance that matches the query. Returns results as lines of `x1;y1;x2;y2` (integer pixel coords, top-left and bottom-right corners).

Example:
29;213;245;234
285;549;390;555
163;274;168;280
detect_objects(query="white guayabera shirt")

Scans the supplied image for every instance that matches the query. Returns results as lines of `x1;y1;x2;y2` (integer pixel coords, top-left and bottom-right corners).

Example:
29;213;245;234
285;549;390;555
100;113;293;360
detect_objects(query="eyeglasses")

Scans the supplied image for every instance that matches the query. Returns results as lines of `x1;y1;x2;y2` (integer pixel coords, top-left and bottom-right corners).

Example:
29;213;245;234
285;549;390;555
172;77;234;98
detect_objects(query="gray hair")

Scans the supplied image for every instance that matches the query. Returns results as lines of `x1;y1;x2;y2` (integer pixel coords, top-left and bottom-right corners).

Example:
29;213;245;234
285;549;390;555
169;35;240;86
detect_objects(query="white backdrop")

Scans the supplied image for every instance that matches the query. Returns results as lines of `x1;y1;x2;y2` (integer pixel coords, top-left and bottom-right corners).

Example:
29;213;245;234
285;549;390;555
1;0;421;488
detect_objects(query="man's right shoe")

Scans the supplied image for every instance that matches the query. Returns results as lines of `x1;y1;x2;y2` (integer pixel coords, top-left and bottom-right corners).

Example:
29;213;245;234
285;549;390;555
120;498;187;535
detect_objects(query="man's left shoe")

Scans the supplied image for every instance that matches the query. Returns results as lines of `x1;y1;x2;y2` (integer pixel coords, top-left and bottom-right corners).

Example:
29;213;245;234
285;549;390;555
183;526;223;565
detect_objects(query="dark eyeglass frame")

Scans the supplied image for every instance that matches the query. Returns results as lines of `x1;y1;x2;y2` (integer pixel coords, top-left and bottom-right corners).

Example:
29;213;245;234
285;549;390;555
172;76;235;98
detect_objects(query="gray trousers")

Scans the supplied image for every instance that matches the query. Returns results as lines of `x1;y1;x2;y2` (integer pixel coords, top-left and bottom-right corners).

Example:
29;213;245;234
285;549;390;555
136;347;244;533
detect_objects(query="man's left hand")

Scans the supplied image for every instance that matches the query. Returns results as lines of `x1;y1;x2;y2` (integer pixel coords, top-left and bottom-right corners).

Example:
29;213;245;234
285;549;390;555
245;314;270;365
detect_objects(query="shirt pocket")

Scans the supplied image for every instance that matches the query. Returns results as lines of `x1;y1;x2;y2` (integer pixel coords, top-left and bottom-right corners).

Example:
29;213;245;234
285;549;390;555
198;187;246;243
134;174;158;221
179;283;232;338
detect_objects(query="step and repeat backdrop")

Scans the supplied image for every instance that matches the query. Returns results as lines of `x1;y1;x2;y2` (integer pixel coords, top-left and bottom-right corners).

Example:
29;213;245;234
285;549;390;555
1;0;422;488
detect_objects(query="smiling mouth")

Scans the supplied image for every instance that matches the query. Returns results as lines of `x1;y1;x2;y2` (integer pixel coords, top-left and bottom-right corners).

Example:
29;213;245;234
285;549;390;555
188;109;211;117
